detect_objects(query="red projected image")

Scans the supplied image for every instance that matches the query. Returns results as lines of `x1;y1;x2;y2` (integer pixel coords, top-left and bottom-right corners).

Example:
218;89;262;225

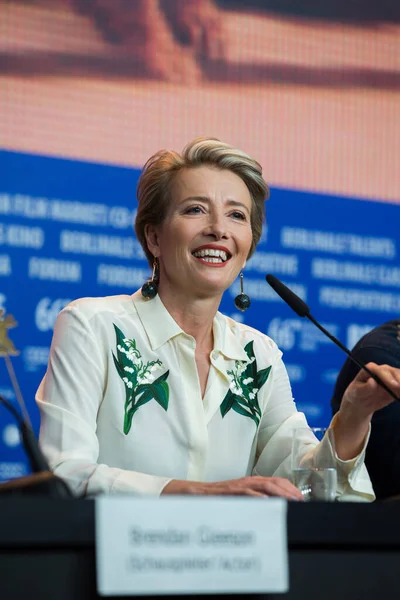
1;0;399;201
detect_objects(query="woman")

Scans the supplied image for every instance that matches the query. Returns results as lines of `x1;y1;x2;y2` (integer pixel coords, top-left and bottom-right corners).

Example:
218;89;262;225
36;138;400;499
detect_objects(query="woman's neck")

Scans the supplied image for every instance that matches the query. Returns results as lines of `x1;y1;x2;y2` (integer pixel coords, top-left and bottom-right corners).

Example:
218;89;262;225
157;285;221;351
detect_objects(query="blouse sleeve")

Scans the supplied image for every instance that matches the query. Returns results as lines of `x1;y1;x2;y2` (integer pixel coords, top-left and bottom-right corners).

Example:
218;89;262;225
252;356;375;502
36;305;171;497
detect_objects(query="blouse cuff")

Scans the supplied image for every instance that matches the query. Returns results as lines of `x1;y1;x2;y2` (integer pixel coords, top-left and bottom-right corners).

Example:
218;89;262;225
329;413;371;476
110;470;172;496
328;415;374;502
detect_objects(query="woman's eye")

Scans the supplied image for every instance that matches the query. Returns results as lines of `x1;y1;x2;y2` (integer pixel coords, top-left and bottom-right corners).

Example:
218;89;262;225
231;211;246;220
185;205;204;214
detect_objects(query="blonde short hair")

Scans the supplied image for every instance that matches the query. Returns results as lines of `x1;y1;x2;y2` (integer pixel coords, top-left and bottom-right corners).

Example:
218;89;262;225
135;137;270;268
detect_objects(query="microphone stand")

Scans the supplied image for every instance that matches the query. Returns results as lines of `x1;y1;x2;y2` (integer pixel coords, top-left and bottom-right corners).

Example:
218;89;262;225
0;393;72;497
0;312;73;497
266;273;400;403
306;313;399;403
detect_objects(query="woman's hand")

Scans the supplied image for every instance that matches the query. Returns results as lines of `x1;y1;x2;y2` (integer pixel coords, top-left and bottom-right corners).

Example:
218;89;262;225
162;476;304;500
341;362;400;419
333;362;400;461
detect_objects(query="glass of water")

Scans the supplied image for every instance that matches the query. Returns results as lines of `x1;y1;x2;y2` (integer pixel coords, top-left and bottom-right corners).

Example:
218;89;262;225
292;427;337;501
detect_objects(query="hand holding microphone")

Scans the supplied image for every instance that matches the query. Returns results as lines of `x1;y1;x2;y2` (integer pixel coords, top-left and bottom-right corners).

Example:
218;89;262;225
266;274;400;461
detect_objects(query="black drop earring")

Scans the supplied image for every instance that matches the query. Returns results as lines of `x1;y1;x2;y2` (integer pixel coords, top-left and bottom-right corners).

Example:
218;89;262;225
234;272;251;312
141;258;158;300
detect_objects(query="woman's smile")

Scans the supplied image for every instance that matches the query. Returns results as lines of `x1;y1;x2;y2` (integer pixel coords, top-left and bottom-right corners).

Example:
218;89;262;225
191;243;231;266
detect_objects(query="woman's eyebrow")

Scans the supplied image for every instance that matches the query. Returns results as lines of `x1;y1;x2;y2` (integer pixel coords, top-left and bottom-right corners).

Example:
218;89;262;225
182;196;250;215
181;195;210;203
225;199;251;215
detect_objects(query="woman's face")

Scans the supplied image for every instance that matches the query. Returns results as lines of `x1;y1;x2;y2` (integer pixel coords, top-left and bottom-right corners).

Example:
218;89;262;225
145;166;253;300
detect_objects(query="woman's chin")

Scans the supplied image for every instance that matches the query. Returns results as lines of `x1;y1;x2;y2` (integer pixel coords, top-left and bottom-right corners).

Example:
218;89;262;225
190;276;232;298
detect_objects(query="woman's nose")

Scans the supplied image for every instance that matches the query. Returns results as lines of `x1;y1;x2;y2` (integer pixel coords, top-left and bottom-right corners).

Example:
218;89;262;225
204;215;228;239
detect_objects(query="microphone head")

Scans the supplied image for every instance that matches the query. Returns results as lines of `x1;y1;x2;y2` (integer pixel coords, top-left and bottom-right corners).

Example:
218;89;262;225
266;274;310;318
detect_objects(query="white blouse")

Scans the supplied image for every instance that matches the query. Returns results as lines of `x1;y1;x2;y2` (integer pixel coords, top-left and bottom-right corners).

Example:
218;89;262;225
36;291;374;500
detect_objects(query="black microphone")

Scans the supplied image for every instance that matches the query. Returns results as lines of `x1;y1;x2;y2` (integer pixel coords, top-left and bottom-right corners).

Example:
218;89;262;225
0;395;72;496
266;274;400;403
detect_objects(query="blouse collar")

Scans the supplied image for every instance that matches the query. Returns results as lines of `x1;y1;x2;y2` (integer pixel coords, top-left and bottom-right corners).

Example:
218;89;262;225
132;290;248;362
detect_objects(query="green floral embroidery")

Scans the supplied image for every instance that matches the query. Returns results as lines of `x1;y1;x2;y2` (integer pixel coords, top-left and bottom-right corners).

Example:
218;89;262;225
112;324;170;434
220;341;271;426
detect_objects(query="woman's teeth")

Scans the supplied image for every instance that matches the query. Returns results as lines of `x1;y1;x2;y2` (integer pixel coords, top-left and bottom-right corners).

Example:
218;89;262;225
202;257;223;263
192;249;228;262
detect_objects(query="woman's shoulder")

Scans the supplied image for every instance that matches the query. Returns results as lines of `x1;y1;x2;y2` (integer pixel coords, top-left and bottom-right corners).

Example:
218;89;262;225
61;293;138;322
50;291;148;353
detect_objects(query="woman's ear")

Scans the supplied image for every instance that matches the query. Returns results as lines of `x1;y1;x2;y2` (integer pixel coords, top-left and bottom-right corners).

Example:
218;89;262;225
144;224;160;258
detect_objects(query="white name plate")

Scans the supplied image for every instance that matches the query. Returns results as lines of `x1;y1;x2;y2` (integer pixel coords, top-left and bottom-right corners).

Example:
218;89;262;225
95;496;288;596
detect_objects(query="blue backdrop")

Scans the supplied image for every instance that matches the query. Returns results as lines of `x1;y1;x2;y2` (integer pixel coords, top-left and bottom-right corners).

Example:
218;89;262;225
1;149;399;481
